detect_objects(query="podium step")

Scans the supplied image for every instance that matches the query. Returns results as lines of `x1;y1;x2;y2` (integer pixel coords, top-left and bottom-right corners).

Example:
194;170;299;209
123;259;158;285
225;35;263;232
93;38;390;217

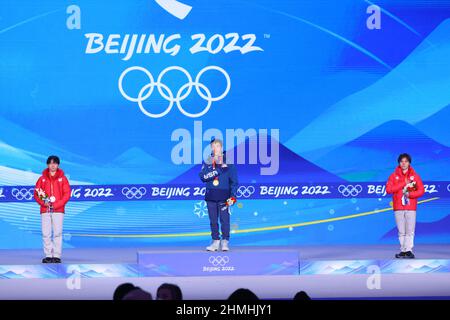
137;250;300;276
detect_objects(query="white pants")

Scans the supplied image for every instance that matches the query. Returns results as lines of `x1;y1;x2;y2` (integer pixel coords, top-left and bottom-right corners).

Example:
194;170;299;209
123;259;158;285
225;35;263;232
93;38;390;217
394;210;416;252
41;212;64;258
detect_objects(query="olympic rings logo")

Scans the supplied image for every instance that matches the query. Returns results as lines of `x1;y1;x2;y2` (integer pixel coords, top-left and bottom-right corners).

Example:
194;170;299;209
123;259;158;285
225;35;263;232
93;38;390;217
11;188;34;201
447;184;450;192
337;184;363;197
121;187;147;199
236;186;255;198
118;65;231;118
208;255;230;267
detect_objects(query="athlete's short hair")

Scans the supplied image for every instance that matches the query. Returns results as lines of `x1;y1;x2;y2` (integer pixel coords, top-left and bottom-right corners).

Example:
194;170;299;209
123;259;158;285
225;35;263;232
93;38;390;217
210;137;223;147
46;155;60;165
397;153;411;164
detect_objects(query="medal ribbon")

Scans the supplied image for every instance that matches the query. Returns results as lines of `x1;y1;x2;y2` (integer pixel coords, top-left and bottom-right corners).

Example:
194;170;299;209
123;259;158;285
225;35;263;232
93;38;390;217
212;157;219;186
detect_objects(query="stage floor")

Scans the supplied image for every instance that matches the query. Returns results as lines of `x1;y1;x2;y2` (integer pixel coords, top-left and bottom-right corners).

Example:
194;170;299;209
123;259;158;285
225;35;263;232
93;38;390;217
1;244;450;300
2;244;450;265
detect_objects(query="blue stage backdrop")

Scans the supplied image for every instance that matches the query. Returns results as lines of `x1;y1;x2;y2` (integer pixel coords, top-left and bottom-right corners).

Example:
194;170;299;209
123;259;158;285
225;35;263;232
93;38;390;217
1;0;450;249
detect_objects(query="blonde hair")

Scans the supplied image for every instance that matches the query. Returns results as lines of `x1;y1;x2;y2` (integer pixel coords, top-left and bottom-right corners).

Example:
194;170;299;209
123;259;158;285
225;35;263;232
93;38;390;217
211;139;223;147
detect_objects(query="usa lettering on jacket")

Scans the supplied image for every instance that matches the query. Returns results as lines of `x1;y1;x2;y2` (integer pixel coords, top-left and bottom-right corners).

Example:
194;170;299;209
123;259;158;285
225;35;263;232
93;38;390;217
203;169;219;180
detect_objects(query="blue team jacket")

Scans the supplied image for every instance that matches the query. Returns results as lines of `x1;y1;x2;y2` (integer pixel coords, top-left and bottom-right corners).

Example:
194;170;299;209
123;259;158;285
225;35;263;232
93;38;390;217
199;153;239;202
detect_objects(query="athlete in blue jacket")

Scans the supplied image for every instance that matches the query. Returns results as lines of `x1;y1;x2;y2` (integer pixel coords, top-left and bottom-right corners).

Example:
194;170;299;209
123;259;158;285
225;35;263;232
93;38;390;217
199;138;238;251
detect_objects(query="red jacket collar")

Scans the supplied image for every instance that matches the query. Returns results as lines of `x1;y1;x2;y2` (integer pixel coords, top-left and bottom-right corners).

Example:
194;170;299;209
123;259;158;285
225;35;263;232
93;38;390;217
395;165;415;177
43;168;64;179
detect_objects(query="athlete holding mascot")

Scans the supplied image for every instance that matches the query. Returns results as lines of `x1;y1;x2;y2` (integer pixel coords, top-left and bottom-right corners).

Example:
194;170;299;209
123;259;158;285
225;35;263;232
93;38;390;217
386;153;424;259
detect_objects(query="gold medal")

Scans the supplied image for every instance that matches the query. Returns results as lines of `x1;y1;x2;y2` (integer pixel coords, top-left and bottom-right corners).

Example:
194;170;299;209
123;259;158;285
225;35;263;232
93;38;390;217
213;178;219;186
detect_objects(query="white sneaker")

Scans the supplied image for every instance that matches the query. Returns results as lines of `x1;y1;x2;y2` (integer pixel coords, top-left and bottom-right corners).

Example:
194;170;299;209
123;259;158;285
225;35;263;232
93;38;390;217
206;240;221;251
221;240;230;251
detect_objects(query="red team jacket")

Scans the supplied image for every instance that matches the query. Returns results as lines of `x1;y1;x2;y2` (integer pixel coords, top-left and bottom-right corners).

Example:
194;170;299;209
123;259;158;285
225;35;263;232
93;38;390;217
386;166;424;211
34;168;71;213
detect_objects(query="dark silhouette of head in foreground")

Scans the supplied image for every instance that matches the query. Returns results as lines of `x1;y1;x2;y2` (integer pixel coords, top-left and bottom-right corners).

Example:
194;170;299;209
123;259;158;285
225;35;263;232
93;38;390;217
113;283;136;300
228;288;259;300
122;288;152;300
293;291;311;300
157;283;183;300
113;283;152;300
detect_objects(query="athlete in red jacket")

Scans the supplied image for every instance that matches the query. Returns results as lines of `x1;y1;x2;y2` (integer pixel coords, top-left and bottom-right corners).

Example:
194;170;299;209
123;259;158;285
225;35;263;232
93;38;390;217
386;153;424;259
34;156;71;263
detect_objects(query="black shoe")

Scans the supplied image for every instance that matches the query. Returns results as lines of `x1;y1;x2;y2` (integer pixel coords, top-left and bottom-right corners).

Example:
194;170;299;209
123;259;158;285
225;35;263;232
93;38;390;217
404;251;415;259
42;257;53;263
52;257;62;263
395;252;406;259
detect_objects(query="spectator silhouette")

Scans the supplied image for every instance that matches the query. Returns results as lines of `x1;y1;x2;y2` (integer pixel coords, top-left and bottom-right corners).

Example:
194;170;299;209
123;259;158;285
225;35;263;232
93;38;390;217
123;287;153;300
293;291;311;300
228;288;259;300
113;283;136;300
157;283;183;300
